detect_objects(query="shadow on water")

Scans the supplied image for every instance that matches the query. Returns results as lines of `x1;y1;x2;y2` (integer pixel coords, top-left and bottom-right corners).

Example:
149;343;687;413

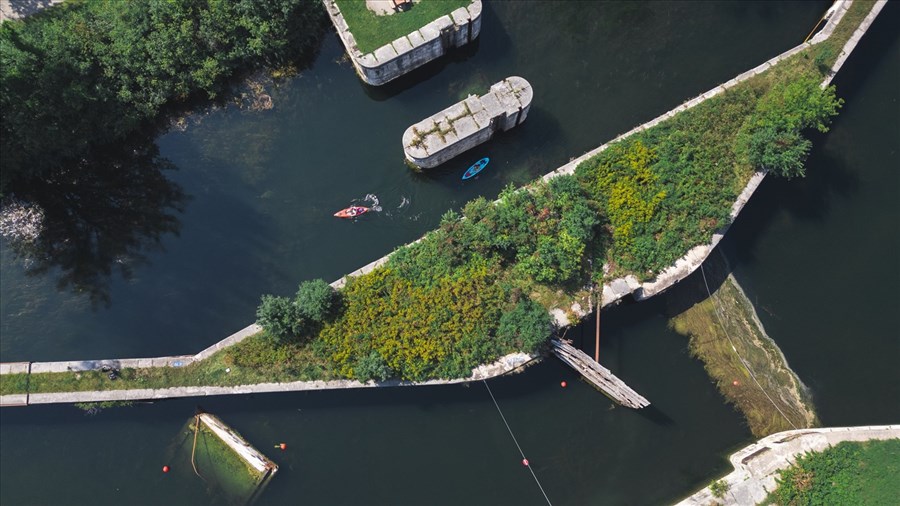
4;137;187;308
720;2;898;273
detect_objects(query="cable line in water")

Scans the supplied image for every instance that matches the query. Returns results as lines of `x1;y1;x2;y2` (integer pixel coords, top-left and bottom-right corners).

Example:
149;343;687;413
700;264;798;430
482;379;553;506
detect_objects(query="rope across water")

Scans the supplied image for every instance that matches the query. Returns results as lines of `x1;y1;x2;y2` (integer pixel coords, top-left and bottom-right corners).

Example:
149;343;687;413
482;379;552;506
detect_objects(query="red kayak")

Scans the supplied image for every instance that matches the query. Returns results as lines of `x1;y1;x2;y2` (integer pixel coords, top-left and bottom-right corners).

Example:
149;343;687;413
334;206;369;219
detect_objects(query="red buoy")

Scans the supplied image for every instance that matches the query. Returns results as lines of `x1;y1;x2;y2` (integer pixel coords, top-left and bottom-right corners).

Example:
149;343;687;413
280;443;287;451
560;381;567;388
522;458;529;467
162;465;170;473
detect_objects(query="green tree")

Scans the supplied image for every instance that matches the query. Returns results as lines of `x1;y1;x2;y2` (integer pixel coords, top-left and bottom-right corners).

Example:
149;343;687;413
497;299;552;352
255;294;298;341
294;278;338;330
354;350;393;382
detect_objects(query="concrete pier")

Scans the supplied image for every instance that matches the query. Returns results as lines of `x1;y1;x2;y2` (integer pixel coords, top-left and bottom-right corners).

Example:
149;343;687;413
403;76;533;168
325;0;482;86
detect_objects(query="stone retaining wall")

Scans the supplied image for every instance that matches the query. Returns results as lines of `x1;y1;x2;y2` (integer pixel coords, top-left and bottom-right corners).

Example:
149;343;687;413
0;0;883;406
325;0;482;86
403;76;533;168
675;425;900;505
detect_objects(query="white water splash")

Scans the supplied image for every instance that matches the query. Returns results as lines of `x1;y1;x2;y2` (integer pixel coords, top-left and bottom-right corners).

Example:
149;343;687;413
397;196;410;209
363;194;382;212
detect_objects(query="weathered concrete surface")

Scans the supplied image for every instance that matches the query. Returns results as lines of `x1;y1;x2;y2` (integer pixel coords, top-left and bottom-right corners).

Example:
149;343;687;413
674;425;900;506
0;0;63;22
325;0;482;86
0;1;882;407
403;76;533;168
0;352;537;405
537;0;870;312
199;413;275;475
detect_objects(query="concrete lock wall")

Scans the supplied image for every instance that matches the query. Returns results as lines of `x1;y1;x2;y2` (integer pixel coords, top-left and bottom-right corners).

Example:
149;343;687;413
325;0;482;86
403;76;533;168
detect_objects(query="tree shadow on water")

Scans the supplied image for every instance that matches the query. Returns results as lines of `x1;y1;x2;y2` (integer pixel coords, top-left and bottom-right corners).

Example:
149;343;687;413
4;137;188;308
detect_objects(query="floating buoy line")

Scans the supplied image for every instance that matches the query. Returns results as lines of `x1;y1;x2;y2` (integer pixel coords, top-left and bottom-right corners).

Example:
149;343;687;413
482;380;552;506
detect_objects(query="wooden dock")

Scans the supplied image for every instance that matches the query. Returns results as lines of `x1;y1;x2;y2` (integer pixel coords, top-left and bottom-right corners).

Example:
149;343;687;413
551;339;650;409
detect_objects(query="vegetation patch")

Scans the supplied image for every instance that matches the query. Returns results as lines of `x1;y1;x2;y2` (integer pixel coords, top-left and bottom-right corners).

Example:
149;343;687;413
670;260;817;437
334;0;472;54
0;1;876;394
12;332;333;395
764;439;900;505
0;0;327;193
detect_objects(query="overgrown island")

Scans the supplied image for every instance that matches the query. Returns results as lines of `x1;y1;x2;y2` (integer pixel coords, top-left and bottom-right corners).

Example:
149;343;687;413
0;0;874;428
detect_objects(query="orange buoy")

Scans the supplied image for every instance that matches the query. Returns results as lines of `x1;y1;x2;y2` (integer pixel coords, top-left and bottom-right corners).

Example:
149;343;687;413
279;443;287;451
560;381;567;388
522;458;529;467
162;465;170;473
732;380;739;386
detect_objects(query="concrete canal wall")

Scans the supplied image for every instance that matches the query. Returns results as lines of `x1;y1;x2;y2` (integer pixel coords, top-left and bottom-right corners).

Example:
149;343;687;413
0;1;885;406
675;425;900;506
324;0;482;86
403;76;533;168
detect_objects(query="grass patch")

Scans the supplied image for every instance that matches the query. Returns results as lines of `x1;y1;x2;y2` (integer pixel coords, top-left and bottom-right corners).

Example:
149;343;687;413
335;0;472;54
764;439;900;505
669;259;817;437
17;332;336;395
0;373;29;396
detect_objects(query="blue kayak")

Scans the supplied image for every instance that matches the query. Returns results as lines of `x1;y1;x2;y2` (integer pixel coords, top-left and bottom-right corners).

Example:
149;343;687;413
462;157;490;180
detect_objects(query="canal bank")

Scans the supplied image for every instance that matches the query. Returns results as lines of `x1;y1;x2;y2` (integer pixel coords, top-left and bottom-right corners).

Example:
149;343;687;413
0;0;885;406
2;2;897;504
675;425;900;505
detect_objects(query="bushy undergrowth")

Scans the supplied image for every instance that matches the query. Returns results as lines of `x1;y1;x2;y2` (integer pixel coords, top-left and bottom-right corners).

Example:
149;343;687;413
253;5;855;381
1;0;326;192
767;439;900;506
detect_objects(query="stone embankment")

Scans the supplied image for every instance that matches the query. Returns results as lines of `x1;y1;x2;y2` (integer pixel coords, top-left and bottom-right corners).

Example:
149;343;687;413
0;0;884;407
403;76;533;168
675;425;900;505
324;0;482;86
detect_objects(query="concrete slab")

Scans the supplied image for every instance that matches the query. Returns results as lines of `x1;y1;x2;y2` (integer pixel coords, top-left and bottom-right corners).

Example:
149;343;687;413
452;115;479;139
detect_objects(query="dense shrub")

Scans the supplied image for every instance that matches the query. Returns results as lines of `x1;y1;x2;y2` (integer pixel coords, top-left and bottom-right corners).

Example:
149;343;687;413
294;279;339;326
256;279;337;341
256;294;299;341
318;261;508;381
769;439;900;506
736;76;842;178
497;299;553;352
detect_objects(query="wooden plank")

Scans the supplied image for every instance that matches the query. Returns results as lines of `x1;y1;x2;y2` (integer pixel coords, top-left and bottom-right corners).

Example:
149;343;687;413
551;339;650;409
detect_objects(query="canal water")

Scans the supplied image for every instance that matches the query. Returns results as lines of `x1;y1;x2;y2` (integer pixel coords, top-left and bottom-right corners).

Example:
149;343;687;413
2;1;897;504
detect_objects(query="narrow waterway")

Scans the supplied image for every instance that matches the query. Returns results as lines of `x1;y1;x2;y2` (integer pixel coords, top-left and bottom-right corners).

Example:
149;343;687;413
2;2;897;505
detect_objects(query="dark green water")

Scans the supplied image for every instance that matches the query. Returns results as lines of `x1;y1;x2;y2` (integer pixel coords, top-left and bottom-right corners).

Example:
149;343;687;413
2;1;897;505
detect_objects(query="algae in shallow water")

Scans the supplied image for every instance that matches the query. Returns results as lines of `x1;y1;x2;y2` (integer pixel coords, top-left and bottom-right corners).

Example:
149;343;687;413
669;255;817;437
167;415;274;505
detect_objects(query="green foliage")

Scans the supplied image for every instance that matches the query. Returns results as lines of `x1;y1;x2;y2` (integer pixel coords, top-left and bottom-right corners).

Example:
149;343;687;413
709;478;729;499
256;294;298;340
768;439;900;506
0;0;326;192
498;299;553;352
256;279;338;341
354;351;393;382
736;76;843;178
334;0;471;54
294;279;339;325
318;261;509;381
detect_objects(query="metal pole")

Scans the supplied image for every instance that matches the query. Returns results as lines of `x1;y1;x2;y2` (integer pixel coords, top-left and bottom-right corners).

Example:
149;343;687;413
594;287;600;363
